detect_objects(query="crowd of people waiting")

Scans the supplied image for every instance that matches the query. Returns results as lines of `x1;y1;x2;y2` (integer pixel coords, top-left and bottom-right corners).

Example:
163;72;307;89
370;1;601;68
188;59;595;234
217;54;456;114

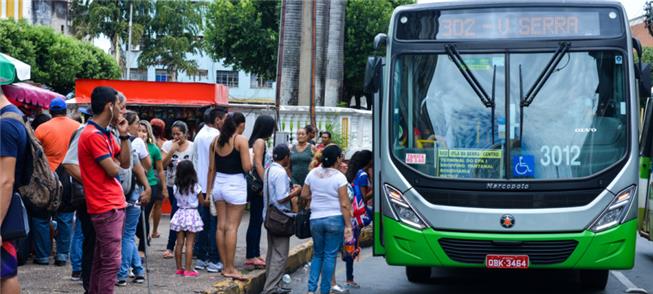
0;85;373;294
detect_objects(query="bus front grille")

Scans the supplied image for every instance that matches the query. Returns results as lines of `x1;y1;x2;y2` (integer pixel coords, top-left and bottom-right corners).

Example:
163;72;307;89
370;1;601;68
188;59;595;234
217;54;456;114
439;238;578;265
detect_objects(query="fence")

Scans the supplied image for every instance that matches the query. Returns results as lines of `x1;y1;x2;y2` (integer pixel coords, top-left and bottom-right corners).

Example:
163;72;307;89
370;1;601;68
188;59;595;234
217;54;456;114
230;104;373;157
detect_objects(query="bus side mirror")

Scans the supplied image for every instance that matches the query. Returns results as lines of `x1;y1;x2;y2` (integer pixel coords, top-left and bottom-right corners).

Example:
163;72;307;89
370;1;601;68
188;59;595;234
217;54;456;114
641;98;653;157
364;56;384;94
640;63;652;100
374;33;387;50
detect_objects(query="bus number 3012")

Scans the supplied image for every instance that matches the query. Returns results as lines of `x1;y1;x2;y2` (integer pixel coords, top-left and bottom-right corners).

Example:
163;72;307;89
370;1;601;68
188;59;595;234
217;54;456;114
540;145;581;166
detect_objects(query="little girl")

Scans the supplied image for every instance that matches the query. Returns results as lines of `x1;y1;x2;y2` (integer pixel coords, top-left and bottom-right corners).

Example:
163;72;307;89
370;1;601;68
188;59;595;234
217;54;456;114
170;160;206;277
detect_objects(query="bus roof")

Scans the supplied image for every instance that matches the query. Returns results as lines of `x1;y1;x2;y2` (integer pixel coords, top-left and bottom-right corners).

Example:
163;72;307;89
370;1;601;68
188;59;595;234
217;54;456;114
400;0;624;11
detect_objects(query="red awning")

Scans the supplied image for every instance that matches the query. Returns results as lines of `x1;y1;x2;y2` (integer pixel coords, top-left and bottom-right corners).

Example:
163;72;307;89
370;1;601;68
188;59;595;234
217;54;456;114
75;79;229;106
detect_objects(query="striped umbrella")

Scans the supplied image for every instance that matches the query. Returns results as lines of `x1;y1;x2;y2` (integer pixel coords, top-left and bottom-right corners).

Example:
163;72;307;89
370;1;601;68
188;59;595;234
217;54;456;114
0;53;31;85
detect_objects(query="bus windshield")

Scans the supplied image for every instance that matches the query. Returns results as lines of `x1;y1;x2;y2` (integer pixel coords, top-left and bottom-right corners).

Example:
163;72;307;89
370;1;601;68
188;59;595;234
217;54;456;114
391;50;627;180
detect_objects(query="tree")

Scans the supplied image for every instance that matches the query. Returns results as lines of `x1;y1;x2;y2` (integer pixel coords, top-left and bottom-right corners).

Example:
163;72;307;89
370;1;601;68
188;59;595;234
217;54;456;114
0;20;121;94
344;0;414;108
324;0;346;107
205;0;280;81
70;0;152;67
138;0;203;81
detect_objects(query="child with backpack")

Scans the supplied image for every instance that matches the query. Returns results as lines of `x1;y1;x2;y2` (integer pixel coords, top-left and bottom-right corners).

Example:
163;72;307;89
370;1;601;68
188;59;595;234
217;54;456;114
170;160;206;277
342;150;373;289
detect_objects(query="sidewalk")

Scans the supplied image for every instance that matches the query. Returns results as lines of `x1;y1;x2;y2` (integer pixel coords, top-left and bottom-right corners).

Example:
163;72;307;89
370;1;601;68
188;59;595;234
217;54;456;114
18;211;307;294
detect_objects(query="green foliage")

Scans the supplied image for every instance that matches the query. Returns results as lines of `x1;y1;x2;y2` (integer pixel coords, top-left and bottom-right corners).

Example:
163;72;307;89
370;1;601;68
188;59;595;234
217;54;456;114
204;0;279;81
0;20;121;95
70;0;152;52
324;117;347;152
642;47;653;65
138;0;204;80
344;0;414;100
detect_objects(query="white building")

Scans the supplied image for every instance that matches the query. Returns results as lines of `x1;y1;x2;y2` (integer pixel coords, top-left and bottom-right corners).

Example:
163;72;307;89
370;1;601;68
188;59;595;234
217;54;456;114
124;50;276;103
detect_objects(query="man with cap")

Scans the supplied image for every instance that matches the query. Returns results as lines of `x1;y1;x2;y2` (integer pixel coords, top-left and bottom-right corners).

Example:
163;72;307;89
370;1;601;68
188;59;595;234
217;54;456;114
262;144;301;294
32;97;81;266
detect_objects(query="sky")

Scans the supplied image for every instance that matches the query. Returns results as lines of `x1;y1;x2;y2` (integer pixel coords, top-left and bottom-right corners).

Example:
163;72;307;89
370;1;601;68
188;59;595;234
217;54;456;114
415;0;647;19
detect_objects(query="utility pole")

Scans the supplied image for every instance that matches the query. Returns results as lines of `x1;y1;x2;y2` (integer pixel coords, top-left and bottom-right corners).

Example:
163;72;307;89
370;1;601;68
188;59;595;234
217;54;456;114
126;2;133;80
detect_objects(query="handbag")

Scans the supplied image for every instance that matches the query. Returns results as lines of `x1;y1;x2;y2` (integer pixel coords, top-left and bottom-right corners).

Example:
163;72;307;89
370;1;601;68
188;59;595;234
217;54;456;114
263;168;295;237
246;170;263;194
295;206;312;239
1;193;30;240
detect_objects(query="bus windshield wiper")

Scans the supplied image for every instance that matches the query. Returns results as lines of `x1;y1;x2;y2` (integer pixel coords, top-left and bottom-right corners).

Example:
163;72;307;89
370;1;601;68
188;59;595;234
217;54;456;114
520;41;571;107
518;41;571;143
445;44;495;108
445;44;497;144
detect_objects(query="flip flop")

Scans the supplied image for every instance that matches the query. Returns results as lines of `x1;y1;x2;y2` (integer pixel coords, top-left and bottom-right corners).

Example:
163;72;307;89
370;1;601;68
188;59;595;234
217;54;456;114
244;259;266;268
222;272;249;281
151;232;160;238
163;250;174;259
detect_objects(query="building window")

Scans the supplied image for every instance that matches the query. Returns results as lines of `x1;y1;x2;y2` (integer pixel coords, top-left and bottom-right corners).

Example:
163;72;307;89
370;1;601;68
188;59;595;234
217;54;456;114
191;69;209;81
155;69;169;82
129;68;147;81
250;74;274;89
216;70;239;87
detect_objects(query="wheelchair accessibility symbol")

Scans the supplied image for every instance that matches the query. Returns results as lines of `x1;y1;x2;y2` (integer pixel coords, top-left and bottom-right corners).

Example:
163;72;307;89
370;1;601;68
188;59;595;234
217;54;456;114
513;155;534;178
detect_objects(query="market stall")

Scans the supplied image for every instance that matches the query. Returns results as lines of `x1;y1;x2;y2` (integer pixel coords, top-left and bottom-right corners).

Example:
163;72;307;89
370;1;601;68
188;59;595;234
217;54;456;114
75;79;229;137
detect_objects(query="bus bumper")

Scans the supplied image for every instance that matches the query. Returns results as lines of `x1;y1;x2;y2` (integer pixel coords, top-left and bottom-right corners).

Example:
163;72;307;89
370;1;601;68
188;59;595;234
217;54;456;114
382;216;637;269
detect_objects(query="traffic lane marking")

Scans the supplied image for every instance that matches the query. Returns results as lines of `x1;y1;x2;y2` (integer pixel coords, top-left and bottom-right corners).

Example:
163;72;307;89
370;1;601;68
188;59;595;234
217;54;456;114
610;271;648;294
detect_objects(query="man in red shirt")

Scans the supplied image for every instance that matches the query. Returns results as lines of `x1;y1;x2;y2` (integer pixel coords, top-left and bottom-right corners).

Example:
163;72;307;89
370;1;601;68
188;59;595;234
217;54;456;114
78;86;131;294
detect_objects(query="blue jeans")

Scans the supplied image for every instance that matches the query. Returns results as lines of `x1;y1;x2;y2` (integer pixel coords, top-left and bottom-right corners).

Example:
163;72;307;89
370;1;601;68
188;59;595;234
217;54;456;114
195;204;220;263
118;205;145;280
31;212;74;263
166;186;178;251
70;215;84;272
308;216;344;294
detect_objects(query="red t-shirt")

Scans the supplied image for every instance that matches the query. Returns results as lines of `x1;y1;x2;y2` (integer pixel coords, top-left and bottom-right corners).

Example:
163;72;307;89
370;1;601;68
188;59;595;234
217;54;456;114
78;120;126;214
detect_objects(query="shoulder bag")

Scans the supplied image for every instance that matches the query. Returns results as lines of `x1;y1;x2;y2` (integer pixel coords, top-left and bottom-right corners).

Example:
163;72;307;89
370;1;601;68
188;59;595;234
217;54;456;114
1;192;30;240
295;200;312;239
264;168;295;237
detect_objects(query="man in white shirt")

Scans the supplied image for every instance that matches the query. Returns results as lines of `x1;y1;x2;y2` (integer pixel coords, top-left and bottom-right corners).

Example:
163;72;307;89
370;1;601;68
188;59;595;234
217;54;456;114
191;107;226;273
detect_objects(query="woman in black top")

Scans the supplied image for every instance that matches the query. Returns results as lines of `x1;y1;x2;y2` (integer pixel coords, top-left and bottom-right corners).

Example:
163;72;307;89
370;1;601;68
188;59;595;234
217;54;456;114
245;115;276;268
206;113;251;280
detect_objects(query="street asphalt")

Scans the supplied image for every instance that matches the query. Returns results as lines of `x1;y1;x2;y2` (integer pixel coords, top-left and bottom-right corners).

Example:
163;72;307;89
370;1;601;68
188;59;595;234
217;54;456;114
289;236;653;294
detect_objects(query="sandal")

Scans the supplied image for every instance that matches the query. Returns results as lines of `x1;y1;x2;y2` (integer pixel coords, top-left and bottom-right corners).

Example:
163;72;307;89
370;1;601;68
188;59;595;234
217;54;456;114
245;258;266;268
151;232;160;238
222;272;249;281
163;250;174;259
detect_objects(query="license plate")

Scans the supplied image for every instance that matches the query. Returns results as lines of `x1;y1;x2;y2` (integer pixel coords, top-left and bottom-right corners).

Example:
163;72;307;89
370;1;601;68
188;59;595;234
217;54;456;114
485;255;529;269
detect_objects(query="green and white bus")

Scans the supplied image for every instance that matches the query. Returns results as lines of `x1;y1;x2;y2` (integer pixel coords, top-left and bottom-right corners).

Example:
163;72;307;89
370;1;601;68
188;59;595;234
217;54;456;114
367;0;653;290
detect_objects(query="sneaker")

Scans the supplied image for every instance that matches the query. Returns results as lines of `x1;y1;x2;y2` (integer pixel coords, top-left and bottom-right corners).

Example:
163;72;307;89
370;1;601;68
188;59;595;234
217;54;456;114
330;284;350;294
175;269;185;276
54;260;67;266
115;280;127;287
345;281;360;289
194;260;207;271
133;276;145;284
129;268;135;278
33;260;49;265
206;262;223;273
71;271;81;281
184;270;199;277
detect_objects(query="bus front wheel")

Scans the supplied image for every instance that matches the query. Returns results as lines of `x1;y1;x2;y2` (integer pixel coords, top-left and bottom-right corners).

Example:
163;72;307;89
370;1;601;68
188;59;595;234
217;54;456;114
579;270;609;290
406;266;431;283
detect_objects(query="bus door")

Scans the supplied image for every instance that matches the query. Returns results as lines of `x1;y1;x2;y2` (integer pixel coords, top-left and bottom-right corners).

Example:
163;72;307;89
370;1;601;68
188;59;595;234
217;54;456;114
640;97;653;240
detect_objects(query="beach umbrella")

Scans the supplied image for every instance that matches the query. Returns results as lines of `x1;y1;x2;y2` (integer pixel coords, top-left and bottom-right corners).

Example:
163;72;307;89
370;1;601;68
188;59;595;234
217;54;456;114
0;53;31;85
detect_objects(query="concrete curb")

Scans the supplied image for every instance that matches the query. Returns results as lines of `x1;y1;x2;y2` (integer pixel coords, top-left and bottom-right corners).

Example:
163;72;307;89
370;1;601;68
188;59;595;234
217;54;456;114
205;226;372;294
205;240;314;294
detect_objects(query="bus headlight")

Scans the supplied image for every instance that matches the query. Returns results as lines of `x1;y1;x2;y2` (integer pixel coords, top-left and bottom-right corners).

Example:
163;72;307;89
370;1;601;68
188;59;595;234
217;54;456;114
590;186;636;233
384;184;426;230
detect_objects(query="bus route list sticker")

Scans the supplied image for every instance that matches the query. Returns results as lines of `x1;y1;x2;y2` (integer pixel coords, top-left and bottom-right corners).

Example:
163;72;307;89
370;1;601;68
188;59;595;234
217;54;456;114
512;155;535;178
406;153;427;165
437;149;502;178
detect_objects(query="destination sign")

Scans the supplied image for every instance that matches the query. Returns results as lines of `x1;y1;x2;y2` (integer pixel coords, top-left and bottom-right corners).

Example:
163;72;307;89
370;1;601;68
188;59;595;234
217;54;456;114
437;11;600;40
396;8;623;41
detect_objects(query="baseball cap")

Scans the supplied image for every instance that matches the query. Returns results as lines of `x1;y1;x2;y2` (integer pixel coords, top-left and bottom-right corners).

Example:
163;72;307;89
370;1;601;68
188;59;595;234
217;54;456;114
273;144;290;161
49;97;66;111
78;106;93;116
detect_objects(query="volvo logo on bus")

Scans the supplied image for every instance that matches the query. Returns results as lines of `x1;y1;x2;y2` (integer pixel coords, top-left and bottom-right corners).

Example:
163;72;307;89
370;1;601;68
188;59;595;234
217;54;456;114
500;215;515;229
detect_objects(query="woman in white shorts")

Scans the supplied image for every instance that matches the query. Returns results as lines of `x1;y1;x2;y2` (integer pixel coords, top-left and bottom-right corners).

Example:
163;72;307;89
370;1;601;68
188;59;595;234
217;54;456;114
206;112;251;280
